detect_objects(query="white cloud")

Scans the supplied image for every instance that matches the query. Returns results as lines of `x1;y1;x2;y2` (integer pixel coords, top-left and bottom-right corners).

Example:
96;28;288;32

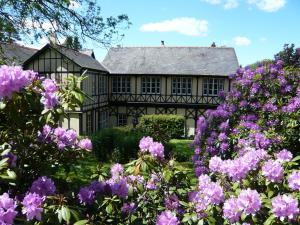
224;0;239;9
248;0;286;12
69;0;81;9
202;0;222;5
25;19;57;31
233;36;251;46
140;18;208;36
202;0;239;9
260;37;267;42
16;36;48;49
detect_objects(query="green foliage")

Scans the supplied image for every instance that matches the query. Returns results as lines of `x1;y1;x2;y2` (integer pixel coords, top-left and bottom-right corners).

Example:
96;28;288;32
0;0;130;45
275;43;300;67
165;139;193;162
137;114;185;143
91;126;144;163
0;74;87;191
63;36;83;50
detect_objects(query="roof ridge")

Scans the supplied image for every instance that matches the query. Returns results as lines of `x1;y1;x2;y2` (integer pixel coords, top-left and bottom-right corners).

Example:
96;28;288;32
0;42;39;51
110;46;233;49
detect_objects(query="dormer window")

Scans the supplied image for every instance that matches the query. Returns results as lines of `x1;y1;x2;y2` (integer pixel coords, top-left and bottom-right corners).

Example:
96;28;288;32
141;77;160;94
172;77;192;95
112;76;131;93
203;78;224;96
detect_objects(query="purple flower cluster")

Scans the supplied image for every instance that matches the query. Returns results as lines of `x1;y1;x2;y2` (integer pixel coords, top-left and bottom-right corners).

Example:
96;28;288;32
122;202;136;214
237;189;261;215
198;175;224;205
146;173;161;190
40;78;60;109
0;66;36;99
288;171;300;191
0;193;17;225
283;96;300;113
139;136;154;152
78;181;106;205
223;189;261;223
30;176;56;197
223;197;241;223
275;149;293;162
139;137;165;160
262;160;284;183
165;194;180;211
111;163;124;178
209;148;267;181
272;194;299;221
22;193;44;221
156;210;179;225
77;138;93;151
2;152;17;168
38;124;92;151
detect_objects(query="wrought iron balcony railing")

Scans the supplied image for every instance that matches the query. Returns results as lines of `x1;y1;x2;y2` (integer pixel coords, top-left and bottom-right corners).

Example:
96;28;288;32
108;93;221;106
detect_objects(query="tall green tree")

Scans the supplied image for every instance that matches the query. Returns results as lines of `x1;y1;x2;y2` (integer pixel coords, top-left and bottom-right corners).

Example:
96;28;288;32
0;0;130;45
63;36;82;50
275;43;300;67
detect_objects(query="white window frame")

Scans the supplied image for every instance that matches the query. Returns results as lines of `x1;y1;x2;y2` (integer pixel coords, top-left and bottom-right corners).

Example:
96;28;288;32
87;113;92;133
99;75;107;94
98;111;108;129
172;77;192;95
141;77;161;94
112;76;131;93
203;78;224;96
117;113;127;126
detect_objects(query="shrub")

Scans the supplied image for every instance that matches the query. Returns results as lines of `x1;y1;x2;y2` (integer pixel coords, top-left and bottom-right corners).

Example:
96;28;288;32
165;139;193;162
91;126;144;163
137;114;185;143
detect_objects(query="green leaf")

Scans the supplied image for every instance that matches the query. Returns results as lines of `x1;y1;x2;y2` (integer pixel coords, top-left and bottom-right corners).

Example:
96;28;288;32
264;214;276;225
105;203;113;214
72;91;84;104
61;206;71;223
292;155;300;162
7;170;16;179
74;219;89;225
0;101;6;110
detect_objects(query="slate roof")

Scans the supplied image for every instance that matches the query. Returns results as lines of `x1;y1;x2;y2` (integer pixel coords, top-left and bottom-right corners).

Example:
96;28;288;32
54;45;107;71
0;42;38;65
102;46;239;76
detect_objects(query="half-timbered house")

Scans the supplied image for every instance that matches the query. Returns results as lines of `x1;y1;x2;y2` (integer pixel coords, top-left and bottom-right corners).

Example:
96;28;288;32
102;46;239;135
1;42;239;136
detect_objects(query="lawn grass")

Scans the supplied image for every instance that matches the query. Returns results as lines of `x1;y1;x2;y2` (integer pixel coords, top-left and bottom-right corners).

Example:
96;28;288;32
167;139;194;162
54;139;196;190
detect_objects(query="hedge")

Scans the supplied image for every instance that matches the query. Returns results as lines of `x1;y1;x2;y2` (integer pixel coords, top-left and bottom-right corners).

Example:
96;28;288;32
165;139;193;162
137;114;185;143
91;126;144;163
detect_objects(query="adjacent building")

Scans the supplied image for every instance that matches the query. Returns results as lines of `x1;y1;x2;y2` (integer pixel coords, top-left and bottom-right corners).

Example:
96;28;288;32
1;42;239;135
103;46;239;135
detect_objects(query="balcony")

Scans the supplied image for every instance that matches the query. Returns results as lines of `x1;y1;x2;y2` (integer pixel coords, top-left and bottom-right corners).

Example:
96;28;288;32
109;93;221;107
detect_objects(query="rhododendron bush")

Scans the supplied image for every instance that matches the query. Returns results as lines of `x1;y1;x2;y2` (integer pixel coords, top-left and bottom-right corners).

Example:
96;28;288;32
190;60;300;224
0;61;299;225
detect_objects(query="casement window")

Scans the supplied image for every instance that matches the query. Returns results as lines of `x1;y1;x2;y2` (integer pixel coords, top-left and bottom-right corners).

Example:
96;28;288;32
172;77;192;95
141;77;160;94
91;75;96;95
117;113;127;126
99;75;107;94
203;78;225;96
112;77;131;93
98;111;109;129
87;113;93;134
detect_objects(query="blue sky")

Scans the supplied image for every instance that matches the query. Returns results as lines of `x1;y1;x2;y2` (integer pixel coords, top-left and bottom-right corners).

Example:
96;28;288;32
87;0;299;66
25;0;300;66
